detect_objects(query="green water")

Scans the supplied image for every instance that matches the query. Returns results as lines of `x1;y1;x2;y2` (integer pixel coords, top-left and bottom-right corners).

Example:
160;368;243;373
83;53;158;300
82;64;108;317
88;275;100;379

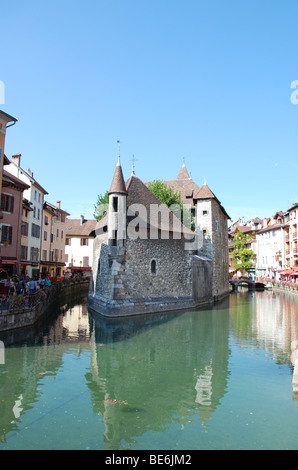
0;290;298;450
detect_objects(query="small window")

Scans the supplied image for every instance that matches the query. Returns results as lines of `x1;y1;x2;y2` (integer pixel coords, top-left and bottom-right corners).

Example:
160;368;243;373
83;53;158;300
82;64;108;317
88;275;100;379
113;197;118;212
203;210;208;216
151;260;156;274
112;230;118;246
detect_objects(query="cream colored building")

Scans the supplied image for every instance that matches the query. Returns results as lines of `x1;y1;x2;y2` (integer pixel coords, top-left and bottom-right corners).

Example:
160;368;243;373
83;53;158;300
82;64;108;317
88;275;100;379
65;216;97;276
40;201;69;278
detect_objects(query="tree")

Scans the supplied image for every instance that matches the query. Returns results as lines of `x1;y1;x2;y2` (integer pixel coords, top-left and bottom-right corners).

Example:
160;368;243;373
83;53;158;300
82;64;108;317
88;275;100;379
147;180;195;231
94;190;109;221
232;231;255;275
147;180;183;207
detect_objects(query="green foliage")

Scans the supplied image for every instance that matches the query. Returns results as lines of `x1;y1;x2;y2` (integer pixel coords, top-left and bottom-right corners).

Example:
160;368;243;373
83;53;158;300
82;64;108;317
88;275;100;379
148;180;195;231
147;180;183;207
94;190;109;221
232;231;255;273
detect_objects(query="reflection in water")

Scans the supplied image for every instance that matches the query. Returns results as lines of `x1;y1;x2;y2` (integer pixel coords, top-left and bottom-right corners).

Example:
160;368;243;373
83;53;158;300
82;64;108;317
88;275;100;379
229;290;298;368
0;291;297;450
87;302;230;449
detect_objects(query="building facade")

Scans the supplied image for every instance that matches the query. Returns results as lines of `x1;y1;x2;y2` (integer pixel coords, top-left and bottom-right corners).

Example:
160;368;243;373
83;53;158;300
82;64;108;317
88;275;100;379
0;110;17;218
0;169;29;276
229;206;298;279
8;155;48;278
284;203;298;269
65;216;97;276
20;198;33;277
40;201;69;278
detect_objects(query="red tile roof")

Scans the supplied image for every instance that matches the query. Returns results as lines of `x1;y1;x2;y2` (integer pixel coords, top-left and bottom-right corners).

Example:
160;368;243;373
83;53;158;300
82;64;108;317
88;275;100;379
66;219;97;236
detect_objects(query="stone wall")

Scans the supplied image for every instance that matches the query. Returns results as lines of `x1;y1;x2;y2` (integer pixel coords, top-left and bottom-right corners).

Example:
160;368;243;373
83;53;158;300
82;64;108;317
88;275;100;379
210;200;230;300
88;232;197;316
192;256;213;305
0;281;89;332
120;236;193;300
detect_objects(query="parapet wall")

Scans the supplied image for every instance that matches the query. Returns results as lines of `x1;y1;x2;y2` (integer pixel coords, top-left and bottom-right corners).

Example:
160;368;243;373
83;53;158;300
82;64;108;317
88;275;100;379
0;281;90;332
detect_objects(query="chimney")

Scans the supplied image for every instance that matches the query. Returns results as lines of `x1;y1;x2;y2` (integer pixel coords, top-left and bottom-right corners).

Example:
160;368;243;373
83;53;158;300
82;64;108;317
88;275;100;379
80;215;85;225
12;154;21;167
56;201;61;209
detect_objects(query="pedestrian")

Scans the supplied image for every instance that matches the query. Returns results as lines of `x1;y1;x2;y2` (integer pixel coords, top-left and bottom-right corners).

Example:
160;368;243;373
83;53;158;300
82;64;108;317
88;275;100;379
27;278;37;294
8;278;16;296
38;276;45;289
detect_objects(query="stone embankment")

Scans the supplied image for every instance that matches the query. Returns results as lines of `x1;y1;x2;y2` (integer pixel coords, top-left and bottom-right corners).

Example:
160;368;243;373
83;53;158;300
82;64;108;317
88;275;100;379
0;279;90;332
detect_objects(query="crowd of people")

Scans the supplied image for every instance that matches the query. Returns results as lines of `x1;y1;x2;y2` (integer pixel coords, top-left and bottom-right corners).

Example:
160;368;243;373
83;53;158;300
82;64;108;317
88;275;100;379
5;275;52;298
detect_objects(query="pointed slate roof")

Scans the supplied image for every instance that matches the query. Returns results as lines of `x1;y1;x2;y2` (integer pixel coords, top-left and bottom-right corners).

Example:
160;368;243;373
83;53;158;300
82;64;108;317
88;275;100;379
194;183;230;219
194;183;217;200
108;158;128;195
177;163;190;180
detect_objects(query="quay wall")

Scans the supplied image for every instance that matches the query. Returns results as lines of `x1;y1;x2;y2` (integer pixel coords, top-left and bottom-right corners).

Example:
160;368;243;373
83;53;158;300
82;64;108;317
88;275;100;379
0;280;90;333
271;286;298;296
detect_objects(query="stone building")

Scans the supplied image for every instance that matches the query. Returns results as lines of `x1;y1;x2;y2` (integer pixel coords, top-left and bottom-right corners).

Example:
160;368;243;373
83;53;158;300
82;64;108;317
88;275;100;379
88;159;230;317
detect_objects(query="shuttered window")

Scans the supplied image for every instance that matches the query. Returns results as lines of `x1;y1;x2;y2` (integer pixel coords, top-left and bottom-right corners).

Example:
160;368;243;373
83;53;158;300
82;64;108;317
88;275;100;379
1;194;14;213
1;225;12;245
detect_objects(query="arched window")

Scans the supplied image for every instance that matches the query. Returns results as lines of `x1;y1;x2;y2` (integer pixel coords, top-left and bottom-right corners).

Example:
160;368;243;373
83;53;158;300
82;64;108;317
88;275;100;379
151;259;156;274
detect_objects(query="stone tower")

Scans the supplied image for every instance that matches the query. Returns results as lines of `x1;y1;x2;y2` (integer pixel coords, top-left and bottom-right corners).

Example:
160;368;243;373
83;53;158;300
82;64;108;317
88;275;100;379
108;156;127;247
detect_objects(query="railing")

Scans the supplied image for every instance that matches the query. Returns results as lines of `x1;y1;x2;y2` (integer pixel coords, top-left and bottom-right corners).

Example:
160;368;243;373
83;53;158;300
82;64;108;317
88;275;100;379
0;277;89;314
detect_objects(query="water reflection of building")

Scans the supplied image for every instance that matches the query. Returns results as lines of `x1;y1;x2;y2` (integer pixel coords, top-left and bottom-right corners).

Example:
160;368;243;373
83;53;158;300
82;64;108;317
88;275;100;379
229;290;298;369
0;300;90;443
86;303;230;449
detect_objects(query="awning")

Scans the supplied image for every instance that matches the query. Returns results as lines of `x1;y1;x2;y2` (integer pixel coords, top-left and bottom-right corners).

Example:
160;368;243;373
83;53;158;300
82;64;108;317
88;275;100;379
69;266;91;271
0;259;18;265
280;269;294;275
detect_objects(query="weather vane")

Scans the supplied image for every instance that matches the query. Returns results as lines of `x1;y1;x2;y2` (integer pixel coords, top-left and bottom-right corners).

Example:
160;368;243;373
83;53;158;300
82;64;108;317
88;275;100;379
117;140;121;165
130;154;138;176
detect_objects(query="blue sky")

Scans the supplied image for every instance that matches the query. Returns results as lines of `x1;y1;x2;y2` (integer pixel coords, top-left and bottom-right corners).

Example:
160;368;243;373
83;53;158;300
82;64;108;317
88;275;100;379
1;0;298;222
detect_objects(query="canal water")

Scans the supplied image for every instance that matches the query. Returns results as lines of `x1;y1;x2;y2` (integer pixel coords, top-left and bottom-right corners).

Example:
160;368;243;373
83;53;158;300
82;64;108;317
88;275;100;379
0;289;298;450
